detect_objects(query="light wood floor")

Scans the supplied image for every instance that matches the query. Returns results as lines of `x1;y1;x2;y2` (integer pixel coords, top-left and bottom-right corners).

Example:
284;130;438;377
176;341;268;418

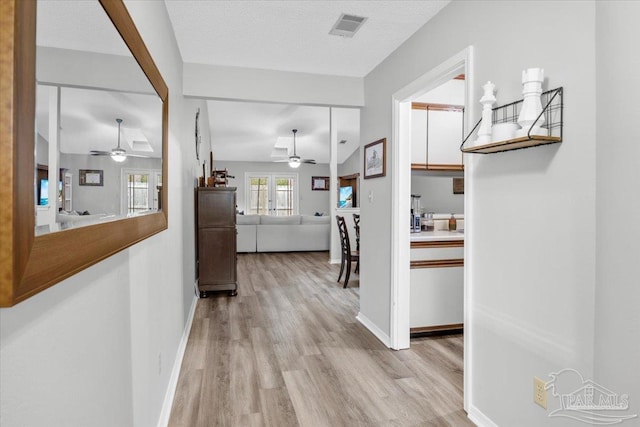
169;252;473;427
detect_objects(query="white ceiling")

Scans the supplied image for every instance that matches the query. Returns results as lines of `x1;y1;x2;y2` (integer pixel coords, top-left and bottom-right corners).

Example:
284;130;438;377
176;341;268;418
36;85;163;157
207;100;359;164
167;1;449;164
35;0;162;157
35;1;450;164
36;0;130;56
164;1;449;77
414;78;465;104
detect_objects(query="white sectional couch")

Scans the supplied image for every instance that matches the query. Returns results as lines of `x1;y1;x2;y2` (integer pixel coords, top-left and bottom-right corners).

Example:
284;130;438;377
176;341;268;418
236;214;330;253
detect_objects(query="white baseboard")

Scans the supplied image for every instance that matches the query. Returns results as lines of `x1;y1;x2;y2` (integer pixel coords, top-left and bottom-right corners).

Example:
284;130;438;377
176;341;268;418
156;292;198;427
467;404;499;427
356;312;391;347
329;258;341;264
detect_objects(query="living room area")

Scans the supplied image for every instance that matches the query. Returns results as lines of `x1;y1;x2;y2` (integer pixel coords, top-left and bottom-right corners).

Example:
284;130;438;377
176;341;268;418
193;98;362;258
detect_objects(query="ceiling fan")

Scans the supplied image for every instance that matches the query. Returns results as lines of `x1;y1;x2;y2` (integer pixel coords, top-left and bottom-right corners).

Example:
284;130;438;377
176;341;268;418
273;129;316;168
90;118;151;162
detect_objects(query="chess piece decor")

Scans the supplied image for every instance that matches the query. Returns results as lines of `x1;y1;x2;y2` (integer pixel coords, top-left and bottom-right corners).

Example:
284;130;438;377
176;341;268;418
516;68;545;137
475;81;496;145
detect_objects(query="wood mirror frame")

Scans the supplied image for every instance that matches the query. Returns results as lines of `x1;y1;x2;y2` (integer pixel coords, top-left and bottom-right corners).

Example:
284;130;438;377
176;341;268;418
0;0;169;306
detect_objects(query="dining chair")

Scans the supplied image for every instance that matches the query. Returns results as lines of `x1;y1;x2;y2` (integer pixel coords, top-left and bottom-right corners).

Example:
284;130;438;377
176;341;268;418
352;213;360;248
336;215;359;288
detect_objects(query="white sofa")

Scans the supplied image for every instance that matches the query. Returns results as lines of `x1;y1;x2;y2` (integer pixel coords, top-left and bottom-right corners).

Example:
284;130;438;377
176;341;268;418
236;214;330;252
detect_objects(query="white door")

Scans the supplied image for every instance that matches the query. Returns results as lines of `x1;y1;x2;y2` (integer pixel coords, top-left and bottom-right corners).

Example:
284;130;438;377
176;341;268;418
245;173;298;216
122;169;161;216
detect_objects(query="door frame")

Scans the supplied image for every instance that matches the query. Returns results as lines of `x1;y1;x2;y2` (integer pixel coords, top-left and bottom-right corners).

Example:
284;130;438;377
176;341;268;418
244;172;299;216
389;46;474;411
121;168;162;216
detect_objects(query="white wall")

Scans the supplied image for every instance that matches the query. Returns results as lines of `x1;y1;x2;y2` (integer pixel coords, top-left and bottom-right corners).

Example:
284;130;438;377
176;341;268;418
36;134;48;165
0;2;196;427
184;63;364;107
212;160;331;216
411;175;463;215
60;153;161;215
338;146;360;177
37;46;153;94
594;0;640;420
361;1;597;425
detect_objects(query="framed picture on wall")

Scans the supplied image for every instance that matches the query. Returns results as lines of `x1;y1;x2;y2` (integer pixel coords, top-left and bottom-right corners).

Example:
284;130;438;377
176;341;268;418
453;177;464;194
79;169;104;186
312;176;330;191
364;138;386;179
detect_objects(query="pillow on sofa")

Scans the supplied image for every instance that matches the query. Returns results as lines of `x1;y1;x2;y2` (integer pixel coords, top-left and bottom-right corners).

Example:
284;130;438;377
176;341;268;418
260;215;301;225
237;214;260;225
301;215;330;225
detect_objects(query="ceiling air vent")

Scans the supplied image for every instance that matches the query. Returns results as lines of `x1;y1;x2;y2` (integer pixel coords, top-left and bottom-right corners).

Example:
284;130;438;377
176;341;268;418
329;13;367;38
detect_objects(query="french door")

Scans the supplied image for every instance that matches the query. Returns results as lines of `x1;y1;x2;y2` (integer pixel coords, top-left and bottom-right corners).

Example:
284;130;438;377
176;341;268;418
122;169;162;215
245;172;298;216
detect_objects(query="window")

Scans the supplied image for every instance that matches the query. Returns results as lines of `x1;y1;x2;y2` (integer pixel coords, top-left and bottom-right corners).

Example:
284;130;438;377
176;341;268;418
248;176;269;215
122;169;161;215
245;173;298;216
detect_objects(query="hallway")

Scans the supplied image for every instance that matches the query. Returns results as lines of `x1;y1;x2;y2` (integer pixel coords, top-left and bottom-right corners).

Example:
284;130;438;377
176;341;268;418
169;252;470;426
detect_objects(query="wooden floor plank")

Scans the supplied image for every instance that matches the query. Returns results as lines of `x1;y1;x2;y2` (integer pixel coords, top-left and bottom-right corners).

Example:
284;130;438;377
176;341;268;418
258;387;299;427
169;252;473;426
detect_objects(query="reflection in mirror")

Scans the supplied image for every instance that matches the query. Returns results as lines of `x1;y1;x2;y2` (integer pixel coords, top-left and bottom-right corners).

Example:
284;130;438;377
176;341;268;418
335;108;361;208
34;0;163;235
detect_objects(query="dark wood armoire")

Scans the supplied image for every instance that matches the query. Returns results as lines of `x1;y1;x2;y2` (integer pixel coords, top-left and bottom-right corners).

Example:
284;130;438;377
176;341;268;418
196;187;238;297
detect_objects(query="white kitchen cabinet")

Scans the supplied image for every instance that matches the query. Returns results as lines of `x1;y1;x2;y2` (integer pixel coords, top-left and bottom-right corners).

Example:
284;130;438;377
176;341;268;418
410;266;463;330
427;109;464;168
411;108;427;167
409;239;464;333
411;103;464;171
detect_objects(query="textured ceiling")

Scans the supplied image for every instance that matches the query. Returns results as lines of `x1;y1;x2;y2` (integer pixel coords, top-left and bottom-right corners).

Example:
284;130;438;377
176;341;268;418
35;0;449;164
36;85;163;157
207;101;359;164
166;1;450;163
37;0;130;56
164;0;450;77
36;0;161;157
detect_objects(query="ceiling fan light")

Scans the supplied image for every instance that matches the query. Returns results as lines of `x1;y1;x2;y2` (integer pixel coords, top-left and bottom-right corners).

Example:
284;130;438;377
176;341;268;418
288;156;301;168
111;148;127;162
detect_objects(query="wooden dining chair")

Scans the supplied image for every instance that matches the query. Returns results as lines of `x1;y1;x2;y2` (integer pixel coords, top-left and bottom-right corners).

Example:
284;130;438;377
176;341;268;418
352;213;360;247
336;215;359;288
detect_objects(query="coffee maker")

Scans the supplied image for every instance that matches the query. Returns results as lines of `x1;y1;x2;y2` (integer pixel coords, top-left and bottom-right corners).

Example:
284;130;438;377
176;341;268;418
410;195;422;233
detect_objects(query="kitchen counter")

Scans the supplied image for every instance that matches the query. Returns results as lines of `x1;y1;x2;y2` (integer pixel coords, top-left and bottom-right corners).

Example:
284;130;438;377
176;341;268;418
410;230;464;242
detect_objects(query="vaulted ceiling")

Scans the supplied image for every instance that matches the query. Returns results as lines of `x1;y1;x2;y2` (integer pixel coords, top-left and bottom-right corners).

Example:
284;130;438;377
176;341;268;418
36;1;451;163
165;0;450;164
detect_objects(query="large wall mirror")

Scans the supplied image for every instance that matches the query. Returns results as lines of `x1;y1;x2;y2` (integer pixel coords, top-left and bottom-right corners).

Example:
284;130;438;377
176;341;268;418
1;0;169;306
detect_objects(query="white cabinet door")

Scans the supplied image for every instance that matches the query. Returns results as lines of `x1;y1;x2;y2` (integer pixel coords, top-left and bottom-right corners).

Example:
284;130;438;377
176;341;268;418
411;108;427;167
410;265;464;329
427;109;464;166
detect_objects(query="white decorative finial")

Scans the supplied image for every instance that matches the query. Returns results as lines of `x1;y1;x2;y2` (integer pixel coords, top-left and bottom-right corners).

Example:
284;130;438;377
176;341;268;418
516;67;545;137
475;81;496;145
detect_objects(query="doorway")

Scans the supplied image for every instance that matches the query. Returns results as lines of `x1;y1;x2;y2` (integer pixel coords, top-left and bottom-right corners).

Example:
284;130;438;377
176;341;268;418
389;47;474;410
122;168;162;215
244;172;298;216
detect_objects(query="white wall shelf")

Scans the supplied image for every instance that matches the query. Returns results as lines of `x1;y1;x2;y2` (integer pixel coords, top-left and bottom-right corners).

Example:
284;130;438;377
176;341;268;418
461;87;563;154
